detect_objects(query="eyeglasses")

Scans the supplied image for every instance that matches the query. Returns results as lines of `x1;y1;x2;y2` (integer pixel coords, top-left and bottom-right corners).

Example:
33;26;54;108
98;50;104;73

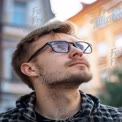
28;40;92;62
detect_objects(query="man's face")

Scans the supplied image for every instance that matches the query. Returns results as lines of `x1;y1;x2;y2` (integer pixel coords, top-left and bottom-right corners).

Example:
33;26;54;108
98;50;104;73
30;33;92;89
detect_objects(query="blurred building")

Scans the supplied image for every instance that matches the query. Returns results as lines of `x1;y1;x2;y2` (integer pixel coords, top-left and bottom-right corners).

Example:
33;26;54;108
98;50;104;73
69;0;122;94
0;0;4;103
0;0;54;112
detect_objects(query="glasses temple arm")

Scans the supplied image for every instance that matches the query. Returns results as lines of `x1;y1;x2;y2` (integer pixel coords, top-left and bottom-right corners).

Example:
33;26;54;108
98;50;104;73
27;43;47;62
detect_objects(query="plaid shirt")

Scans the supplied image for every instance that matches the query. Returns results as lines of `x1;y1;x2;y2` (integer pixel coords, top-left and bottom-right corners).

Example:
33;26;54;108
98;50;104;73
0;91;122;122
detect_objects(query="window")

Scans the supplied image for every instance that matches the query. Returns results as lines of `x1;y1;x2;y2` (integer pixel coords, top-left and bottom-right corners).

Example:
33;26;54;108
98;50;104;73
115;35;122;48
97;42;108;56
10;1;27;26
3;41;20;82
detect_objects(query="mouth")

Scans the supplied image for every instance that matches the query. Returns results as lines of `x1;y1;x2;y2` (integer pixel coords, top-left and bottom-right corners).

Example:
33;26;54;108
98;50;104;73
69;62;88;67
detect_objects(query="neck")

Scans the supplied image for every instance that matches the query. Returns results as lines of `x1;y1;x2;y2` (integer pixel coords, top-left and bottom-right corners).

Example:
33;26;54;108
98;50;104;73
34;85;81;120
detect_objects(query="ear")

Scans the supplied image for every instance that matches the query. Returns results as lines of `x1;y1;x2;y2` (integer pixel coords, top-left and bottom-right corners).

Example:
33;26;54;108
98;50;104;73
21;63;38;77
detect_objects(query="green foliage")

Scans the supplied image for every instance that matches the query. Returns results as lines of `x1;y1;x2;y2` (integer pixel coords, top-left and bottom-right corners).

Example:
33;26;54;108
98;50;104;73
98;65;122;107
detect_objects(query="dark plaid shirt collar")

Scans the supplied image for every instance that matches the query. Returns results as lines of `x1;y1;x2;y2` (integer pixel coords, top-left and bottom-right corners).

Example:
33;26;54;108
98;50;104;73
1;91;122;122
16;91;100;121
16;92;36;121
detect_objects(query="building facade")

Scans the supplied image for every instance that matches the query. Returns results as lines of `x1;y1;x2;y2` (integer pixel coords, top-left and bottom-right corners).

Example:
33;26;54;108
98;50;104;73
0;0;54;112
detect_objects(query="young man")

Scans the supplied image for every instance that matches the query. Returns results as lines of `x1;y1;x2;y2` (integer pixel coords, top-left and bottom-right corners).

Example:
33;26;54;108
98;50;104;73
0;21;122;122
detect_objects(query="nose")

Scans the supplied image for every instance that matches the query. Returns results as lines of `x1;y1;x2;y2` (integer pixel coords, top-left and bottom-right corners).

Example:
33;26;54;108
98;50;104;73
68;45;83;59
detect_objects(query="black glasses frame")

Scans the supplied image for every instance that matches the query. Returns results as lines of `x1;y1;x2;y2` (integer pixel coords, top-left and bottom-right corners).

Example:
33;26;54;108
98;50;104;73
28;40;92;62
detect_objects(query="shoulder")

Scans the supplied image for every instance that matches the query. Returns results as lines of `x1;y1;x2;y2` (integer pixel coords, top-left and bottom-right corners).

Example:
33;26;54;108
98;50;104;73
99;103;122;113
0;108;24;121
98;104;122;119
81;92;122;121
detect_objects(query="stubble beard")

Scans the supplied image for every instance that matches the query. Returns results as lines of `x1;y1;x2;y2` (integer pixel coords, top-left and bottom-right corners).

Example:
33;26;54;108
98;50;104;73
38;66;92;89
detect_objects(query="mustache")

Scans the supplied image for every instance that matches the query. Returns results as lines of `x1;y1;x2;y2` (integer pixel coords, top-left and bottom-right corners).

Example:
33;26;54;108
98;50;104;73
65;58;90;68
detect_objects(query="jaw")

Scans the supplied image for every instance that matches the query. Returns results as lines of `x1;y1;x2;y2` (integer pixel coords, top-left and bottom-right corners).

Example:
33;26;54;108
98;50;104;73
44;70;92;90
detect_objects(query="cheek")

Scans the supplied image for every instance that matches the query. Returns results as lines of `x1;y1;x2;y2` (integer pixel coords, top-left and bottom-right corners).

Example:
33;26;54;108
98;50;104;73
40;53;68;71
42;59;57;72
44;58;65;72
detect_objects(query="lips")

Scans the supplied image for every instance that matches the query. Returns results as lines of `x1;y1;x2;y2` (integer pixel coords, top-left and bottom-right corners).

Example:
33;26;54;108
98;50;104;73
69;61;88;67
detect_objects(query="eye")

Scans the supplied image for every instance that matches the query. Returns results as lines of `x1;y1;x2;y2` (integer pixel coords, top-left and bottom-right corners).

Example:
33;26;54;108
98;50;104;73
76;43;84;50
76;42;92;53
57;43;67;50
51;41;68;52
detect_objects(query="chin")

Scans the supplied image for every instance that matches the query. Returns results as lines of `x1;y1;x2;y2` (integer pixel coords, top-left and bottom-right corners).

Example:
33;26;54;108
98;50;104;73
72;66;91;76
47;71;92;89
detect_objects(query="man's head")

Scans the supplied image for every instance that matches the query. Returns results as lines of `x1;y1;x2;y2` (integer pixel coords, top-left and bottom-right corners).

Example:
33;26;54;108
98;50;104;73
12;21;92;90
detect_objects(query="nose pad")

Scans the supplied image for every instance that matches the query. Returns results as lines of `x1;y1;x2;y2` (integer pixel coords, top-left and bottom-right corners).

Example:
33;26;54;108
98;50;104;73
68;45;83;58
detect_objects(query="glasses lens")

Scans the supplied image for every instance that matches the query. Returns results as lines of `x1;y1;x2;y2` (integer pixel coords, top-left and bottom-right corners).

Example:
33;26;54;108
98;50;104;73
51;41;69;53
76;42;92;53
